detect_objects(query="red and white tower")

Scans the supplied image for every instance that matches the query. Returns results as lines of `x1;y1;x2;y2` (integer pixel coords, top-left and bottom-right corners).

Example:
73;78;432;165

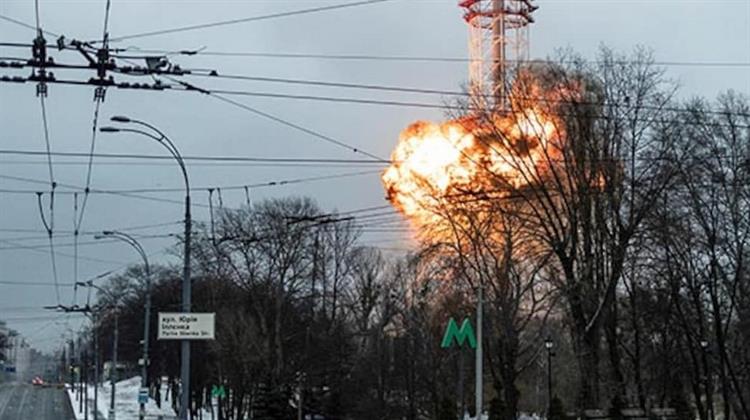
459;0;538;109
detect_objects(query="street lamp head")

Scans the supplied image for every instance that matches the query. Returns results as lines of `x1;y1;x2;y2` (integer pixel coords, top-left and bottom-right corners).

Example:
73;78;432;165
111;115;131;123
544;338;554;349
99;126;120;133
700;340;709;349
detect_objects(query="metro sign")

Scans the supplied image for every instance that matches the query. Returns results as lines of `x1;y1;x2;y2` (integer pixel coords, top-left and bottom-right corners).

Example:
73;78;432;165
440;318;476;349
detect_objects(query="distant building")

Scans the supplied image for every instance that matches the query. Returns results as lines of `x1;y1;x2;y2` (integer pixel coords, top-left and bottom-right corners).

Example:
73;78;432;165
0;320;9;361
0;321;32;381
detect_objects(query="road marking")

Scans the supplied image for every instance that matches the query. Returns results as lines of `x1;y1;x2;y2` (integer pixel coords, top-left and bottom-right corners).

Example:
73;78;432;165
15;386;30;420
0;384;20;418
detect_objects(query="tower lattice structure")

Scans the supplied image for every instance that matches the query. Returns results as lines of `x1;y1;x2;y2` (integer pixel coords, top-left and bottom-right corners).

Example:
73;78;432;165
459;0;538;110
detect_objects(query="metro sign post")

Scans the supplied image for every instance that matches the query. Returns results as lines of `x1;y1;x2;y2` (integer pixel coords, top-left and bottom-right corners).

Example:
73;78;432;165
441;318;477;349
442;317;479;418
158;313;216;340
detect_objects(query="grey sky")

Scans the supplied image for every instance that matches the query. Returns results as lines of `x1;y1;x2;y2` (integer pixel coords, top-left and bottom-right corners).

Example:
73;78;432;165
1;0;748;353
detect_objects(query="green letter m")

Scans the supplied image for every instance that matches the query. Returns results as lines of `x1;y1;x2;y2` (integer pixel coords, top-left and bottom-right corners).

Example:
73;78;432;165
440;318;476;349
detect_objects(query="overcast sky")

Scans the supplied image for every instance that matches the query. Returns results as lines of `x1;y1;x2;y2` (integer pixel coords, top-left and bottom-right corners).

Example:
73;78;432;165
1;0;748;353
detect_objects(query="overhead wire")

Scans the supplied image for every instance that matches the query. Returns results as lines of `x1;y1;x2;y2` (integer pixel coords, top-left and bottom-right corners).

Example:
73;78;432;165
203;88;389;161
0;149;388;164
5;61;744;120
184;85;750;122
0;13;59;37
31;0;63;306
0;220;179;237
73;0;113;308
129;48;750;68
73;193;80;306
184;71;750;119
0;160;385;169
0;237;122;265
6;61;747;129
0;234;175;252
0;169;380;196
97;0;395;43
0;280;76;287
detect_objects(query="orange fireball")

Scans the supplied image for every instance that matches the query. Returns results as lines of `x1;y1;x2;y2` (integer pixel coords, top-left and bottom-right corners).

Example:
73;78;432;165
382;103;565;234
382;120;481;218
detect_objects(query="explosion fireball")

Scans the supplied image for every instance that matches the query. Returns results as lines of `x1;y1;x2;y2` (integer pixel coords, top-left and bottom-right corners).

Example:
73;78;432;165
381;89;564;233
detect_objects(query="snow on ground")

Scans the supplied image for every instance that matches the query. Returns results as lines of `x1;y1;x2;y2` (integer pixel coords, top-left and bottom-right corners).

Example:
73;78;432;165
66;379;544;420
465;412;542;420
67;376;178;419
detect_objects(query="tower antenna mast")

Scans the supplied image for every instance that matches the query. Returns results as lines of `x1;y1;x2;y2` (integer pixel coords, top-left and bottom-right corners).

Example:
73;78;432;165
457;4;539;417
459;0;538;110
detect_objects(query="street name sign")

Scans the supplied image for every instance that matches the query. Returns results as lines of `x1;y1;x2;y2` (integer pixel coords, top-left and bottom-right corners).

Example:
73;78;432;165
158;312;215;340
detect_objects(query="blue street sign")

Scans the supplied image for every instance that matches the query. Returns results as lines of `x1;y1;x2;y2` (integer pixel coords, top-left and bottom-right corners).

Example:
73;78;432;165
138;388;149;404
4;366;16;373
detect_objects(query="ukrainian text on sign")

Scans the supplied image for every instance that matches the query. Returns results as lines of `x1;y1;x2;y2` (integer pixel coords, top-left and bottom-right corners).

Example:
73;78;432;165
158;312;215;340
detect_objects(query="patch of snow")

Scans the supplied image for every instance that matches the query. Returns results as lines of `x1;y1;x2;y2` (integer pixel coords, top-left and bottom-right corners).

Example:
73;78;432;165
67;377;178;420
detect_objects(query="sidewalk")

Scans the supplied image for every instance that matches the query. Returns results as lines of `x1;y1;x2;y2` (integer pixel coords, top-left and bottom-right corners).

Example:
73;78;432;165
66;377;177;420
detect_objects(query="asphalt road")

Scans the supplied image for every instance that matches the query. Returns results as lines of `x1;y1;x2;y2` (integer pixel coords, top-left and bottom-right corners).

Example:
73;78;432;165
0;382;75;420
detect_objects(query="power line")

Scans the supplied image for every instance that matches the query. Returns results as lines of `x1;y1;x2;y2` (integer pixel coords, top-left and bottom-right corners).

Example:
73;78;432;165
1;315;79;323
9;52;736;119
0;172;214;209
4;69;749;128
30;0;64;306
77;169;381;194
0;237;122;265
0;234;174;252
0;149;388;164
98;0;395;43
207;88;460;111
122;48;750;68
0;14;59;38
191;85;750;120
73;0;114;307
205;89;389;161
0;169;380;195
0;160;384;169
0;281;76;287
186;71;750;120
0;220;179;236
187;72;465;96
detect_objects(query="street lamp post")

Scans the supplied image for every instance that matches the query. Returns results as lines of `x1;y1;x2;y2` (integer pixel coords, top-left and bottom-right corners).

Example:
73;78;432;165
544;338;554;416
101;117;192;420
95;231;151;420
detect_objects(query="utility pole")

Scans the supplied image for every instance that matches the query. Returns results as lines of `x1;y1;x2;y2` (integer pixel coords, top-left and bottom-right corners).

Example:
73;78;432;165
72;282;122;420
544;338;554;415
475;283;483;420
93;310;99;420
43;303;104;419
83;349;88;420
458;348;465;419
